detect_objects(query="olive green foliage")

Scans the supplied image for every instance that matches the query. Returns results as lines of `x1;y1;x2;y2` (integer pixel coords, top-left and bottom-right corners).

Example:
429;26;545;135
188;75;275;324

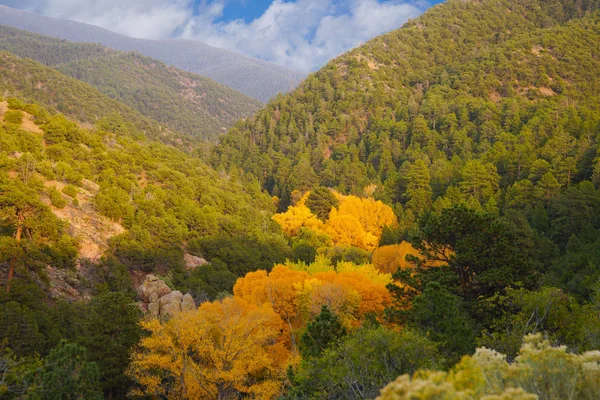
0;100;289;278
3;110;22;125
300;305;347;359
288;327;439;399
0;346;41;400
408;282;477;364
0;52;191;148
0;26;262;141
61;184;78;198
173;259;237;302
290;228;332;264
408;206;529;300
187;234;289;278
479;287;600;360
0;178;78;273
0;280;141;397
48;187;66;209
27;341;103;400
305;186;339;221
80;292;142;398
0;280;85;358
321;245;371;266
0;302;46;357
379;334;600;400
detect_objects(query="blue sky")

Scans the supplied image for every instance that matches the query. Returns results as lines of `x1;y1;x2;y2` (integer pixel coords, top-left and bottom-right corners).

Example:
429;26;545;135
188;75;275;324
216;0;443;23
216;0;275;22
2;0;445;72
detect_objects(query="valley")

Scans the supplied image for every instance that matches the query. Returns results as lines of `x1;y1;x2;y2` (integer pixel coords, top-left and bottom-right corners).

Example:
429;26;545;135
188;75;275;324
1;0;600;399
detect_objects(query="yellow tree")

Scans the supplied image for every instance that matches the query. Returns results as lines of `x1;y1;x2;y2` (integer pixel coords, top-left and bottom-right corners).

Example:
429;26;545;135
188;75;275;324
271;193;397;251
313;270;392;324
324;208;372;250
233;266;310;352
235;264;392;331
272;204;325;237
372;242;421;274
128;298;290;399
337;195;397;239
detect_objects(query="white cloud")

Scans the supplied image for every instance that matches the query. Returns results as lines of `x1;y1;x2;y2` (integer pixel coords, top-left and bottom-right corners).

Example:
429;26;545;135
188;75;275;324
184;0;423;71
6;0;427;71
38;0;195;39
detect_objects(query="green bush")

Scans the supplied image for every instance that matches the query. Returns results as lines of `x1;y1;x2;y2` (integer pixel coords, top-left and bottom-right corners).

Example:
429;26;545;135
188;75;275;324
7;97;25;110
4;110;23;125
379;334;600;400
49;187;67;209
62;184;79;198
289;327;439;399
36;160;56;180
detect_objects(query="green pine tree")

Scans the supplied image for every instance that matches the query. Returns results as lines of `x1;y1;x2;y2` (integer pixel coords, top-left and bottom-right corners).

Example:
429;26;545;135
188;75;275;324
300;306;347;358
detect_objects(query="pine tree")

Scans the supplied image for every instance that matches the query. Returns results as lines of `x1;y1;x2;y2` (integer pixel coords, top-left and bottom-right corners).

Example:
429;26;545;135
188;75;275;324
404;159;433;215
29;341;103;400
300;306;347;358
305;186;339;221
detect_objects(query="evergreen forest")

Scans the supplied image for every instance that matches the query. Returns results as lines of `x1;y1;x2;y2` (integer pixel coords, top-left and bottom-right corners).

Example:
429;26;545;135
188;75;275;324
2;0;600;399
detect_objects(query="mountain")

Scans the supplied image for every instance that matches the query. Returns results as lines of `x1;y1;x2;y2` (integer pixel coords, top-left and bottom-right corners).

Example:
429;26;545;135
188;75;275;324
3;0;600;399
0;51;205;149
214;0;600;208
0;26;262;141
0;5;304;102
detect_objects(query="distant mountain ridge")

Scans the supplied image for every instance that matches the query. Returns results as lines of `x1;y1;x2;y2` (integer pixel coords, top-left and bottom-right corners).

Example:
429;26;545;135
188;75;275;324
0;5;304;102
0;25;262;141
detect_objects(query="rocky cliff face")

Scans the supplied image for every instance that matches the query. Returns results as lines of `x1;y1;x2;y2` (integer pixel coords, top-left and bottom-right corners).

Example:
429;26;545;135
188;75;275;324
137;275;196;318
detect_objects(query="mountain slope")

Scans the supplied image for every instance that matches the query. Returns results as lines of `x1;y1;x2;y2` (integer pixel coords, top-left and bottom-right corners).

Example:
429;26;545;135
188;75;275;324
0;26;262;141
0;96;289;293
0;52;192;147
0;5;304;102
213;0;600;207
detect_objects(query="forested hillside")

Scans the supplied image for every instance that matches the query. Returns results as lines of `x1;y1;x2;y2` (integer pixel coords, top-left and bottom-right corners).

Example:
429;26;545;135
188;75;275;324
0;96;289;397
0;26;262;141
2;0;600;398
214;0;600;207
206;0;600;396
0;52;196;148
0;5;304;102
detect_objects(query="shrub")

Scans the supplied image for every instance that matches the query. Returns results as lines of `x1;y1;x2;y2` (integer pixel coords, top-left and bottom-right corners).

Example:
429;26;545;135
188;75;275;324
49;187;67;209
4;110;23;125
378;334;600;399
62;184;79;198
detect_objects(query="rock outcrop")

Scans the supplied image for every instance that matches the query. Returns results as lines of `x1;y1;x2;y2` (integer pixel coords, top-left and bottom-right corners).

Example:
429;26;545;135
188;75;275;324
183;253;208;270
182;293;196;311
137;274;196;318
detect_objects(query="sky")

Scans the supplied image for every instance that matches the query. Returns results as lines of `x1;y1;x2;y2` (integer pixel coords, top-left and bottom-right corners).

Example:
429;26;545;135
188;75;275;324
2;0;444;72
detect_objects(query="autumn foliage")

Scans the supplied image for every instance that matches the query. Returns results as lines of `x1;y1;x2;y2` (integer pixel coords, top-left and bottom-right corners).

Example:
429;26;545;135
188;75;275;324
128;297;289;399
129;260;393;399
272;191;397;251
235;262;392;335
372;242;421;274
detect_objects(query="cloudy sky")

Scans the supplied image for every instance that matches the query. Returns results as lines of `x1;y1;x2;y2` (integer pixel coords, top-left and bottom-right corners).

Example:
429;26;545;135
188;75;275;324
2;0;443;72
